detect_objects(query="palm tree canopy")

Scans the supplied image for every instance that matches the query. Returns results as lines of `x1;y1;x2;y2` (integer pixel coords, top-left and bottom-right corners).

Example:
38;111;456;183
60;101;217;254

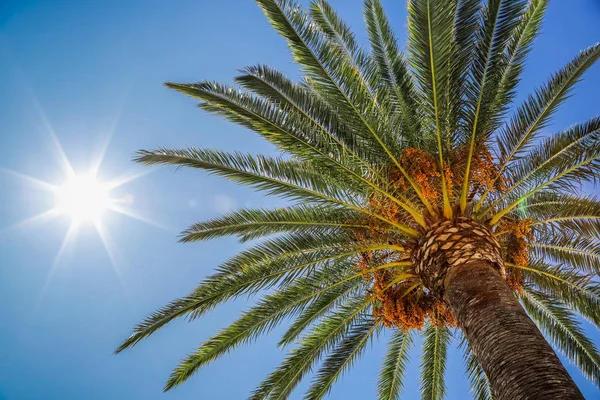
117;0;600;398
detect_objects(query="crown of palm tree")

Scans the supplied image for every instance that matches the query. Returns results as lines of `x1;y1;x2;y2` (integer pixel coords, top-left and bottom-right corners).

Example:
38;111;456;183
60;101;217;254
117;0;600;398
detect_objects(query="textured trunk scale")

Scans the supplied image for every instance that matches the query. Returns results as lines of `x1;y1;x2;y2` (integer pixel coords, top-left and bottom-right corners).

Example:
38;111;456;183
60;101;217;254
413;217;584;400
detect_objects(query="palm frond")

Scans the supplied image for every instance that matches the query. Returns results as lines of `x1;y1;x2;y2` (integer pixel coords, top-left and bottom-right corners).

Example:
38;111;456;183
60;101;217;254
420;322;451;400
460;336;494;400
515;261;600;329
408;0;458;218
530;240;600;275
489;130;600;225
306;318;380;399
445;0;481;144
233;65;426;225
492;0;549;123
460;0;527;212
521;289;600;387
255;0;411;178
134;148;419;236
250;297;371;399
519;192;600;221
309;0;377;93
487;117;600;214
116;233;392;353
488;43;600;200
168;260;411;392
234;65;379;169
164;262;364;391
279;270;361;347
179;205;366;243
165;81;351;167
364;0;421;143
535;220;600;242
378;329;414;400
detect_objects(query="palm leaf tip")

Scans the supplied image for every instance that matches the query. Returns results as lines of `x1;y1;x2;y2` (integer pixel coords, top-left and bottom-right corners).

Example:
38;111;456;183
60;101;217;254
115;326;156;354
165;81;188;91
114;337;134;354
132;149;162;165
164;369;186;392
115;297;197;355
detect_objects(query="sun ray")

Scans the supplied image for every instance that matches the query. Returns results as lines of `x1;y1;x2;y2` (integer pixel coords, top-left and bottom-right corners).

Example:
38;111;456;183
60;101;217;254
0;168;57;192
47;128;75;178
94;219;134;309
94;219;124;279
53;221;80;273
0;209;62;234
104;169;153;190
90;134;112;179
90;81;133;178
28;90;75;178
12;59;75;179
8;66;157;311
35;220;81;308
108;203;171;231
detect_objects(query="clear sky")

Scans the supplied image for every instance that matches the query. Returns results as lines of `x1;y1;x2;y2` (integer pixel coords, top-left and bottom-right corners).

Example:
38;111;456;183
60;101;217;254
0;0;599;399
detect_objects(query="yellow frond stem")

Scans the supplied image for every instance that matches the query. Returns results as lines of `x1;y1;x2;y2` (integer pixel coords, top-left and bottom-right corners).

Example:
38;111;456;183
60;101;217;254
380;274;418;292
426;0;452;220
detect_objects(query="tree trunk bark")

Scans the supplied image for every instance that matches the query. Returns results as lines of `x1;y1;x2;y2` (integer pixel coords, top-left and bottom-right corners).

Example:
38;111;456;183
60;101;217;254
444;260;584;400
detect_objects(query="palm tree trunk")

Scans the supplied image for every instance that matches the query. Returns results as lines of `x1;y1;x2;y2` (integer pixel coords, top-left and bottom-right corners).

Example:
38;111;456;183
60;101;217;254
444;260;584;399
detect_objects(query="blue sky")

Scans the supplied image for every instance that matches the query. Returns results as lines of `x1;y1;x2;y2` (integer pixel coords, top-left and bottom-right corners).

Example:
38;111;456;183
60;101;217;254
1;0;599;399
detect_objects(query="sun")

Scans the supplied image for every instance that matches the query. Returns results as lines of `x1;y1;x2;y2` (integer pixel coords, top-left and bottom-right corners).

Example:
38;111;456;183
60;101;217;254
3;124;162;292
55;175;111;222
1;86;168;310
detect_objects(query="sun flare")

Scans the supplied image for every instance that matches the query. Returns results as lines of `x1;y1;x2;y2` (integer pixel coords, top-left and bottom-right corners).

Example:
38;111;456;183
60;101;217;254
3;124;161;292
56;175;111;222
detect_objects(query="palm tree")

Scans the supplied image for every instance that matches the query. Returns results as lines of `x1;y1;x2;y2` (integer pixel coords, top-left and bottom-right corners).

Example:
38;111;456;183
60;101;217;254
116;0;600;398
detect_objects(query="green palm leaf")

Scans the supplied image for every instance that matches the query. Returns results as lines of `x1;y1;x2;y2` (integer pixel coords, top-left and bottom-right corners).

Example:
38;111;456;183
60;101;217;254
134;148;419;235
531;233;600;274
488;43;600;199
487;117;600;214
521;289;600;386
255;0;404;165
164;263;363;390
460;0;527;211
233;64;426;225
461;337;494;400
420;322;451;400
364;0;421;143
489;128;600;224
492;0;549;123
306;318;380;399
116;233;391;352
251;297;371;399
378;329;414;400
234;64;378;167
407;0;457;218
309;0;377;94
445;0;481;145
164;81;373;180
516;261;600;329
279;272;361;346
179;205;365;243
